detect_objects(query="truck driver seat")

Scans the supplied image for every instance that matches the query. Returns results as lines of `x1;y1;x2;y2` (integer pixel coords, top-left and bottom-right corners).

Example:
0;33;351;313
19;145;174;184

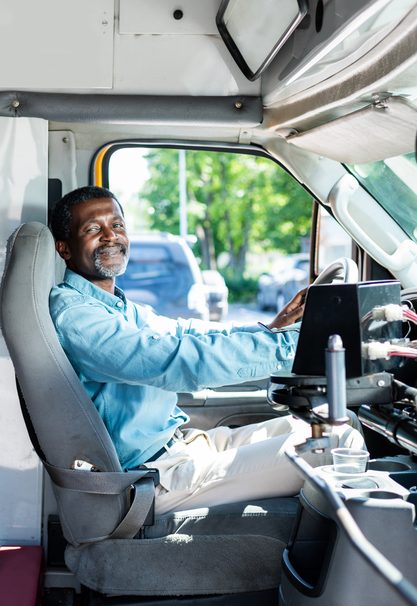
0;221;298;603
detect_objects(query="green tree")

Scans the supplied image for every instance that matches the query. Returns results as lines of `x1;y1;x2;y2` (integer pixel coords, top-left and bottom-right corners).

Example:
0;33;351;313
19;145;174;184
141;148;311;275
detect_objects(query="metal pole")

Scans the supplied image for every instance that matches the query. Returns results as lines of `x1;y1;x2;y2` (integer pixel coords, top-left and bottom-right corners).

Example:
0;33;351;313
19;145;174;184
325;334;348;424
179;149;187;238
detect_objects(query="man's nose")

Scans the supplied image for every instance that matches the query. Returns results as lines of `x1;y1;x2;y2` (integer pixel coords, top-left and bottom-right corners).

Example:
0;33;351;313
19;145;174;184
100;225;118;241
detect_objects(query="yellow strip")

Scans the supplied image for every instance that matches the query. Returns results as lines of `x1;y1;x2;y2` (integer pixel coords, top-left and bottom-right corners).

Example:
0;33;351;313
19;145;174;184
93;144;113;186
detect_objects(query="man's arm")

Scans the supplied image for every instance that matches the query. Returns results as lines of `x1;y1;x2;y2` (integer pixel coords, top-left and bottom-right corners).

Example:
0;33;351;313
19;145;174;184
53;302;299;393
139;288;306;338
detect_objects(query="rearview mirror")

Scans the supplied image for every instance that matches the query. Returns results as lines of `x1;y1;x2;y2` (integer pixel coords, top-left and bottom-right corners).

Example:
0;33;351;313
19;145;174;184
216;0;308;80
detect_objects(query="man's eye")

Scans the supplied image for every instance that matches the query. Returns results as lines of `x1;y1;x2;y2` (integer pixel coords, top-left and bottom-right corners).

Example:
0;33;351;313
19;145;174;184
86;226;100;232
114;222;125;229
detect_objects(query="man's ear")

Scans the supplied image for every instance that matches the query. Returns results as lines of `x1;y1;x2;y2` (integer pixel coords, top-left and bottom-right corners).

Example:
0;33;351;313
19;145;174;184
56;240;71;261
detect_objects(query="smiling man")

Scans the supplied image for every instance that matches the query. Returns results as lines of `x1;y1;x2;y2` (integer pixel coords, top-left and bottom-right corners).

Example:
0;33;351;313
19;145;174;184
52;190;129;288
49;186;364;515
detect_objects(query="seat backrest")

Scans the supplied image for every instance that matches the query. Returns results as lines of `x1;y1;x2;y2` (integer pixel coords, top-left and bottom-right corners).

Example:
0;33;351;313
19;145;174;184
0;222;129;545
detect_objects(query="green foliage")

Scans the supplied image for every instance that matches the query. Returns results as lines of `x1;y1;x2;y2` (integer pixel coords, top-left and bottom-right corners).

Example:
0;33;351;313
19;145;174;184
221;269;259;303
133;148;312;280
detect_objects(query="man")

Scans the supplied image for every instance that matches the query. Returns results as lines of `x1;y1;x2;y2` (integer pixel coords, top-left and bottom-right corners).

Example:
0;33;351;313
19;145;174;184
49;186;364;515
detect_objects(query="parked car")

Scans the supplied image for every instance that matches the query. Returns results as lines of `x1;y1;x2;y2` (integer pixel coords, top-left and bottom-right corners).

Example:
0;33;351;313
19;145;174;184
257;253;310;312
202;269;229;321
117;233;209;320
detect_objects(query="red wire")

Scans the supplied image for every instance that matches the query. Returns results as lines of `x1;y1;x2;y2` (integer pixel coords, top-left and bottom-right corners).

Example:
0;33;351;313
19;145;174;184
403;309;417;323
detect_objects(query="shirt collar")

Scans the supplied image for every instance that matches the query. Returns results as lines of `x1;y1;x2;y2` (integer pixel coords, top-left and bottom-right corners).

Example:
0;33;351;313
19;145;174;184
64;268;127;309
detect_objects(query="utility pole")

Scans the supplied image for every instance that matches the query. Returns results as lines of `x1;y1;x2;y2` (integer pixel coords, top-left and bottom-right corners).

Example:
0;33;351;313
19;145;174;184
179;149;188;238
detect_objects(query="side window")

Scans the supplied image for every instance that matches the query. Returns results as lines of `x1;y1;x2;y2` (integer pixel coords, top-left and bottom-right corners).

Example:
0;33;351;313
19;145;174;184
105;146;312;323
317;206;353;271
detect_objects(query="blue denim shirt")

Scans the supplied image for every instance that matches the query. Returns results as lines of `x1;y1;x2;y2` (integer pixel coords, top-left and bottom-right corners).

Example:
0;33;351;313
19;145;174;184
49;269;299;470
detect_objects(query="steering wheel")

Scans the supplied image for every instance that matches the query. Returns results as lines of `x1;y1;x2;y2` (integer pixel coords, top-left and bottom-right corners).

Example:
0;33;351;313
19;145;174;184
313;257;359;285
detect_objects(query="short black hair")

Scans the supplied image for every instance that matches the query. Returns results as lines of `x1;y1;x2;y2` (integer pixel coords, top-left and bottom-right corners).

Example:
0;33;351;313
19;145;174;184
50;186;123;241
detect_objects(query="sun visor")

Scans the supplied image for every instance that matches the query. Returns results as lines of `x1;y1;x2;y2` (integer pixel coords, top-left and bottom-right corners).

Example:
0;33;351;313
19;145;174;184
287;97;417;163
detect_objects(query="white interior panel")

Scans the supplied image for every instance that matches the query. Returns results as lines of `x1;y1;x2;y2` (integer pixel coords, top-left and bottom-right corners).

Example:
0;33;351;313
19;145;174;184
114;35;258;95
49;131;78;196
0;117;48;544
119;0;219;35
0;0;114;90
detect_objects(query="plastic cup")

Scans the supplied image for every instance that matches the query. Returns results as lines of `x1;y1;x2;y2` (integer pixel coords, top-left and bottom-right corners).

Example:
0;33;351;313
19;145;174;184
331;448;369;474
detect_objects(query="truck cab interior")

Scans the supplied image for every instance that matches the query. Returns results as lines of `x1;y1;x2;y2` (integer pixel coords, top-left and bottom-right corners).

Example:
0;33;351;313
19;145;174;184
1;1;417;605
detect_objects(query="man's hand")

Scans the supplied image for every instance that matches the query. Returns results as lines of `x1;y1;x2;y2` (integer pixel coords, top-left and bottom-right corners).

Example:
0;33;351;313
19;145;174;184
267;287;307;330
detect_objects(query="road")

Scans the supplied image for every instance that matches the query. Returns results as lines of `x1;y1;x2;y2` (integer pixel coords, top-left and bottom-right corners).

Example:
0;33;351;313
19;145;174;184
225;302;275;325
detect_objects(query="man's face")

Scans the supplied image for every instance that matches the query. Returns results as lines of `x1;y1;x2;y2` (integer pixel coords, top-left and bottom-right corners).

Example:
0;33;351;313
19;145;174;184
56;197;130;288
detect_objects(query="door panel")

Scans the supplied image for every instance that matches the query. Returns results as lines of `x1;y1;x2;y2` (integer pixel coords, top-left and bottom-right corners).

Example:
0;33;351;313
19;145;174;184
179;379;284;429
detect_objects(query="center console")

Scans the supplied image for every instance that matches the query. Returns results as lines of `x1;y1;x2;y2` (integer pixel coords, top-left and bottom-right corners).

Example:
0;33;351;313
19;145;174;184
279;457;417;606
268;281;417;605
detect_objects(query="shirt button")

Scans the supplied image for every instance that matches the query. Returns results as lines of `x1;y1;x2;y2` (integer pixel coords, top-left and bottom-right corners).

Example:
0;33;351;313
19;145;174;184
116;301;123;308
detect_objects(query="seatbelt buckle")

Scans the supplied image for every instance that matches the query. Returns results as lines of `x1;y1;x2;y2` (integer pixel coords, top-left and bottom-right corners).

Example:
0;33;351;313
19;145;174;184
71;459;99;472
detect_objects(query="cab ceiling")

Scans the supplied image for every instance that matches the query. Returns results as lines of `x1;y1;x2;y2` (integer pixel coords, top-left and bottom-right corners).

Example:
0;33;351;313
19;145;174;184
1;0;417;163
0;0;255;97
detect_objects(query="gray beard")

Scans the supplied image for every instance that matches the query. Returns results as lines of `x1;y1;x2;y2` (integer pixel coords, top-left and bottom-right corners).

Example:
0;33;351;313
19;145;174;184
93;246;128;278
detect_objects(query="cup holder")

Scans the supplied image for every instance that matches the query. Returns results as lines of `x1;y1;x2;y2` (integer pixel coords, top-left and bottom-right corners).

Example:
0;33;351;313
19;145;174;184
354;490;402;500
368;460;411;472
340;477;379;490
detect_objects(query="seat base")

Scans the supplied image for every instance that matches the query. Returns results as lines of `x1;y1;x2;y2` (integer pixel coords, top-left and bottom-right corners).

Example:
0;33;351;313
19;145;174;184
65;498;298;597
83;587;279;606
66;533;285;596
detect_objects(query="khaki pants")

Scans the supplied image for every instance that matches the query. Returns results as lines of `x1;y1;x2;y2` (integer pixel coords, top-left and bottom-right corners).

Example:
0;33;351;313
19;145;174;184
144;415;365;515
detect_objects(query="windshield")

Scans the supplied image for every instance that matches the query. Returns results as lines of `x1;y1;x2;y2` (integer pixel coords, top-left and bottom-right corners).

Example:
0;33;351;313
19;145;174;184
348;152;417;244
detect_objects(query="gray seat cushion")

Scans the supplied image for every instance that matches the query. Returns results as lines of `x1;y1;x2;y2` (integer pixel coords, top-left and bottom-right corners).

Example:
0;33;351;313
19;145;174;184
66;535;282;596
143;497;298;540
65;497;298;596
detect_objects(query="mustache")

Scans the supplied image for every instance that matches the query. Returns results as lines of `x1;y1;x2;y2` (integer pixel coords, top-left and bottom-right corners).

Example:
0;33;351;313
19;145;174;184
94;244;128;257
